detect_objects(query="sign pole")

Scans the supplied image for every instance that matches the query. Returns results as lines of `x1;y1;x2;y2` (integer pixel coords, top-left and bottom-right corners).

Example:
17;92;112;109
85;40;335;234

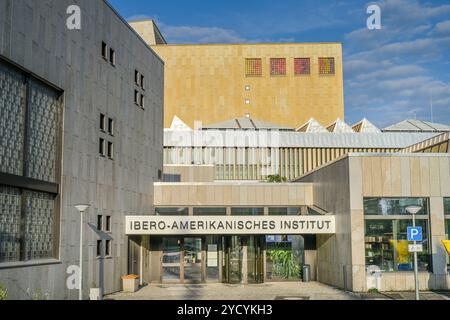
412;214;419;301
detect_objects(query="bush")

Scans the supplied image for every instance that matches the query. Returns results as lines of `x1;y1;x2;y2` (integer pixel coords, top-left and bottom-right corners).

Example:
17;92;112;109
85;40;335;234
368;287;379;293
0;283;7;300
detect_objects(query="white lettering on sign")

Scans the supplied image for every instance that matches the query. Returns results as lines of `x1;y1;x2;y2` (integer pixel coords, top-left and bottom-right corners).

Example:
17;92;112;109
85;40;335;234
408;244;423;253
125;216;336;235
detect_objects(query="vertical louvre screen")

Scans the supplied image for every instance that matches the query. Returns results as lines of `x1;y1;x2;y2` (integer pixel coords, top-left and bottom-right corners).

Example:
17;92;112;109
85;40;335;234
294;58;310;75
0;63;26;176
270;58;286;75
319;57;335;75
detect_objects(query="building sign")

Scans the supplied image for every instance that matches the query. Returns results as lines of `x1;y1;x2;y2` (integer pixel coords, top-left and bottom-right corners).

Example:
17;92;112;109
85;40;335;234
125;215;336;235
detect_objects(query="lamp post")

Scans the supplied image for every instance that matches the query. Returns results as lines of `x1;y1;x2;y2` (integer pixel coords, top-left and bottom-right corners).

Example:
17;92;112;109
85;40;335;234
406;205;422;301
74;205;90;301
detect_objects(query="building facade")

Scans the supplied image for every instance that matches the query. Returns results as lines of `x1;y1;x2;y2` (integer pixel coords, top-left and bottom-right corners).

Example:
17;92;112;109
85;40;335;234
0;0;164;299
130;20;345;129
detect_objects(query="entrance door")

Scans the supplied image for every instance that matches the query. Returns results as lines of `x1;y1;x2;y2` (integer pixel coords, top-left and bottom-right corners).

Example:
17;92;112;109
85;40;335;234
162;238;182;282
223;236;243;284
162;237;203;283
222;236;264;284
183;238;203;283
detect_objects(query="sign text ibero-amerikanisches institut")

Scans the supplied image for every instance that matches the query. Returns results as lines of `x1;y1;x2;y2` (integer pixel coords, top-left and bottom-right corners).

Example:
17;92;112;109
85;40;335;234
126;215;336;235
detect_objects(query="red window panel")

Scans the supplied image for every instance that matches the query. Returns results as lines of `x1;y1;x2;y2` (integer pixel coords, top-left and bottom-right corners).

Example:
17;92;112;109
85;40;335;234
294;58;310;75
270;58;286;76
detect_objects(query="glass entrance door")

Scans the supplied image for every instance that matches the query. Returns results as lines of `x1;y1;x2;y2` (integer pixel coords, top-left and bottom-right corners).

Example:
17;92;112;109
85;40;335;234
162;237;203;283
183;237;203;282
162;238;182;282
223;236;243;284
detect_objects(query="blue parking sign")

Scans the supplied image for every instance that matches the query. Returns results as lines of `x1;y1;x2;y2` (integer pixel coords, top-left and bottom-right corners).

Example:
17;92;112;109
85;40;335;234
407;227;422;241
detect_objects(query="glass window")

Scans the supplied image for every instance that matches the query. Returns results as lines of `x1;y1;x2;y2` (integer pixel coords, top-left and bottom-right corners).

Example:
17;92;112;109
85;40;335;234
444;198;450;215
97;215;103;230
108;118;114;135
365;219;430;272
231;208;264;216
319;57;335;75
155;208;189;216
294;58;310;75
99;138;105;156
106;216;111;232
105;240;111;257
134;90;139;105
140;74;145;89
245;58;262;77
100;114;106;131
364;198;429;216
107;142;114;159
266;235;303;281
269;207;302;216
96;240;102;257
193;208;227;216
135;70;139;85
101;42;107;59
270;58;286;76
109;48;115;66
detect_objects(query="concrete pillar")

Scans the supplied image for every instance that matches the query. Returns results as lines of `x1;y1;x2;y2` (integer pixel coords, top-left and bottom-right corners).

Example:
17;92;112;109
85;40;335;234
429;197;447;285
242;238;248;284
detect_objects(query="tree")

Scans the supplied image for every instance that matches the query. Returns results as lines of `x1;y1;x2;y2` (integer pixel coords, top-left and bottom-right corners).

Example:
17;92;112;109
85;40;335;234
267;175;287;183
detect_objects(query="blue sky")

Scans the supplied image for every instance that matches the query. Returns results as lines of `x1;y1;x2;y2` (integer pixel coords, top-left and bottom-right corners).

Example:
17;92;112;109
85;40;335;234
109;0;450;128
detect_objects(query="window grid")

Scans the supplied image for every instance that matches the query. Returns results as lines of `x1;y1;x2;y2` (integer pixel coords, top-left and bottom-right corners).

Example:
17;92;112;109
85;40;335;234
319;57;335;75
245;58;262;77
270;58;286;76
294;58;311;75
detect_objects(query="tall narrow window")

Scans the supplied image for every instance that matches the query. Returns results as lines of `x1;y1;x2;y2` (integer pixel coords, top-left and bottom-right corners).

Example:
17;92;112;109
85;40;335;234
109;48;116;66
294;58;311;75
140;74;145;89
135;70;140;85
99;138;106;156
108;118;114;136
100;114;106;131
97;215;103;230
102;42;108;60
245;58;262;77
106;216;111;232
96;240;103;257
105;240;111;257
140;94;145;109
270;58;286;76
134;90;139;105
319;57;335;75
107;142;114;160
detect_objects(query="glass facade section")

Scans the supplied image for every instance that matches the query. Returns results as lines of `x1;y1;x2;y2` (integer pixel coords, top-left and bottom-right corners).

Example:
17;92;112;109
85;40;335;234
364;198;429;216
0;62;26;176
193;208;227;216
155;207;189;216
231;208;264;216
365;219;430;272
0;60;61;264
0;186;22;262
27;80;61;183
266;235;303;281
268;207;301;215
444;198;450;215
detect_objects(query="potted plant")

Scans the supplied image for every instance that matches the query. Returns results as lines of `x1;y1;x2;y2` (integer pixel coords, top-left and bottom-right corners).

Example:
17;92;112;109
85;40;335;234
0;283;7;300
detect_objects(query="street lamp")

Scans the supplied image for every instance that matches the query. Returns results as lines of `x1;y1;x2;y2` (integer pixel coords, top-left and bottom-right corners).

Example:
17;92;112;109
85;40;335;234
406;205;422;301
74;204;90;301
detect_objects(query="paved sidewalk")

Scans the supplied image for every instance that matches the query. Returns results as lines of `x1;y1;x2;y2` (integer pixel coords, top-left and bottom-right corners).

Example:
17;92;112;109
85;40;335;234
107;282;361;300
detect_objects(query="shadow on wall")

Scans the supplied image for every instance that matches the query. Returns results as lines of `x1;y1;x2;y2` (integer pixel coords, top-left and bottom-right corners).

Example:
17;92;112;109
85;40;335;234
88;223;113;299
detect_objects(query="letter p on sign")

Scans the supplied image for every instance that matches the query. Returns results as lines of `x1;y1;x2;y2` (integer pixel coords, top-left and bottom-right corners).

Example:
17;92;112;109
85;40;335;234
407;227;422;242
